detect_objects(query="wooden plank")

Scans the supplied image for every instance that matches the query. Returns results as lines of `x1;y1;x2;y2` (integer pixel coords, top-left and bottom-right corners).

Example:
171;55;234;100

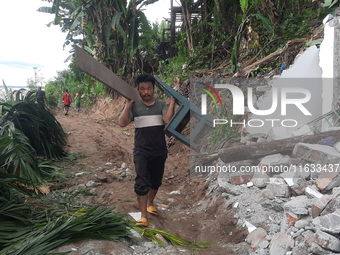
218;129;340;164
74;46;141;101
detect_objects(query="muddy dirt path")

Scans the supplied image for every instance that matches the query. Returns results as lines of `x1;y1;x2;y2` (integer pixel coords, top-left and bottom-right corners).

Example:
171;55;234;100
53;96;247;255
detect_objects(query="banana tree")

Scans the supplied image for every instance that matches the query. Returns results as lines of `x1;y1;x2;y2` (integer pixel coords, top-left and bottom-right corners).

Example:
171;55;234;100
39;0;157;74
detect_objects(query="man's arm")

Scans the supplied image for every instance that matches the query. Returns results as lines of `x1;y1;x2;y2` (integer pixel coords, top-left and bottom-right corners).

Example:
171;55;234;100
163;97;176;124
119;98;134;127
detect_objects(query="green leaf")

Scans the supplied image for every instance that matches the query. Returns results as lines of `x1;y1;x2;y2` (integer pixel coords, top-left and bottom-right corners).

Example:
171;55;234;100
237;14;243;24
322;0;338;7
253;12;274;33
55;16;62;25
240;0;249;13
70;9;83;30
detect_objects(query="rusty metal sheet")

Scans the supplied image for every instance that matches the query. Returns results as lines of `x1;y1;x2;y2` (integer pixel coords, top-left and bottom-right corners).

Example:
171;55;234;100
74;46;141;101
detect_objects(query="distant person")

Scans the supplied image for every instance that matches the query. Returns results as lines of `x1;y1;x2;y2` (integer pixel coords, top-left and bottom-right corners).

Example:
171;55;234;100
156;39;165;61
36;87;45;104
140;47;148;59
75;93;80;112
62;89;71;116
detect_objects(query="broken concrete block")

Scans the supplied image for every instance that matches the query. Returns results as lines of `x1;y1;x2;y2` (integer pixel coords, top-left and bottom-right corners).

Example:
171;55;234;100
321;196;340;216
308;243;337;255
283;196;310;215
267;127;293;142
257;240;269;250
334;142;340;153
301;229;314;239
251;171;270;188
260;154;292;167
311;195;332;218
295;218;310;229
305;186;323;199
264;178;291;198
293;143;340;163
246;227;267;250
269;233;292;255
315;170;340;191
292;229;304;238
230;173;253;185
306;230;340;252
312;211;340;234
292;125;314;137
282;177;307;195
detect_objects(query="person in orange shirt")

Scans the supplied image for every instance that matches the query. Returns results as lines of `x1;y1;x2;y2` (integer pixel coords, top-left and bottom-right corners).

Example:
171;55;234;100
62;89;71;116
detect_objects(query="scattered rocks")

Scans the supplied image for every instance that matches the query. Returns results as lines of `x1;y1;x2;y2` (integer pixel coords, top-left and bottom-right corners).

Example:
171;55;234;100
306;230;340;252
283;196;310;215
86;180;101;187
262;178;291;199
311;195;332;218
246;228;267;250
269;233;291;255
294;218;310;229
231;173;253;185
312;211;340;234
293;143;340;163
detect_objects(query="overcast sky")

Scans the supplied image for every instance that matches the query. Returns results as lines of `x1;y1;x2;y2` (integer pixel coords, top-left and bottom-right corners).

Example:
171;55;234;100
0;0;171;87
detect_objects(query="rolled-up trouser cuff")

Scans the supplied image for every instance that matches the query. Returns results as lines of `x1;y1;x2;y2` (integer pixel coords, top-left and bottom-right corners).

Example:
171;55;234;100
133;153;166;196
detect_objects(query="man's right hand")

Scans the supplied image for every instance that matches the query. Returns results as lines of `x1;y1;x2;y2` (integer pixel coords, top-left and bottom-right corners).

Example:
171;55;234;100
125;97;135;108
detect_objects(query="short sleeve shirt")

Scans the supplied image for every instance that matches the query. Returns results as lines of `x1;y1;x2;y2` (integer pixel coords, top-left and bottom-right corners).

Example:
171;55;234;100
129;99;168;157
36;90;45;101
62;93;71;105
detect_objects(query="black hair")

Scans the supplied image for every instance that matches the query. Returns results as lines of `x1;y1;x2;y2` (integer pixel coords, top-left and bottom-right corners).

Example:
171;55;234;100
136;74;155;88
65;89;68;92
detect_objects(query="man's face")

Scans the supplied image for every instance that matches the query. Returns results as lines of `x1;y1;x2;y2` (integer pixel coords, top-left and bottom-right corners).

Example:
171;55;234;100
138;82;154;102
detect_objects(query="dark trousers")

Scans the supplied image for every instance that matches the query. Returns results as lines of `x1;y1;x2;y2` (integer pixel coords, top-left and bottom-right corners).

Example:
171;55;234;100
133;153;166;196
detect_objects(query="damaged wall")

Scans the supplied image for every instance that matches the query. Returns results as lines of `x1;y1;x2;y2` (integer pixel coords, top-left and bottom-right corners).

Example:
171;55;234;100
320;14;336;114
247;46;323;135
247;15;340;135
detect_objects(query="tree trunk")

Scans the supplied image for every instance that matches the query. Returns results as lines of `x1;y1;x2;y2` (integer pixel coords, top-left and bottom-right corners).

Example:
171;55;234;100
181;0;193;53
218;130;340;164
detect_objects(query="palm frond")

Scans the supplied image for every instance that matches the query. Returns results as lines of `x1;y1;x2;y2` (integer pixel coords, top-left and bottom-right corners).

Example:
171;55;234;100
130;223;212;249
0;206;131;255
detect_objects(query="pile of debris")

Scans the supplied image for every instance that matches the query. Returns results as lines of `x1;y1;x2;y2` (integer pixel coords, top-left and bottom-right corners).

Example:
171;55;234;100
206;126;340;255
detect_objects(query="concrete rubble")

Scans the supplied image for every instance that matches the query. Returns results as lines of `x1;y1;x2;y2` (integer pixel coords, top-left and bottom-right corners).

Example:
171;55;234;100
208;129;340;254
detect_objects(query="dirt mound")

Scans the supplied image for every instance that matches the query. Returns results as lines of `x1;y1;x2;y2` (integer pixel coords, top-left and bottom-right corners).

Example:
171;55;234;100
89;94;125;120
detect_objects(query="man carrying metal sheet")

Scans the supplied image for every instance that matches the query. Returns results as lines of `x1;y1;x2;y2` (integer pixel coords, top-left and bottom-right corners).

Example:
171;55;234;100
119;73;175;227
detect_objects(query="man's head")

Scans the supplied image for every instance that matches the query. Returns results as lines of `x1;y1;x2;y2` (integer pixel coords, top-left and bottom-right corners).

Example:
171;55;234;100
38;87;41;91
136;74;155;103
65;89;68;92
